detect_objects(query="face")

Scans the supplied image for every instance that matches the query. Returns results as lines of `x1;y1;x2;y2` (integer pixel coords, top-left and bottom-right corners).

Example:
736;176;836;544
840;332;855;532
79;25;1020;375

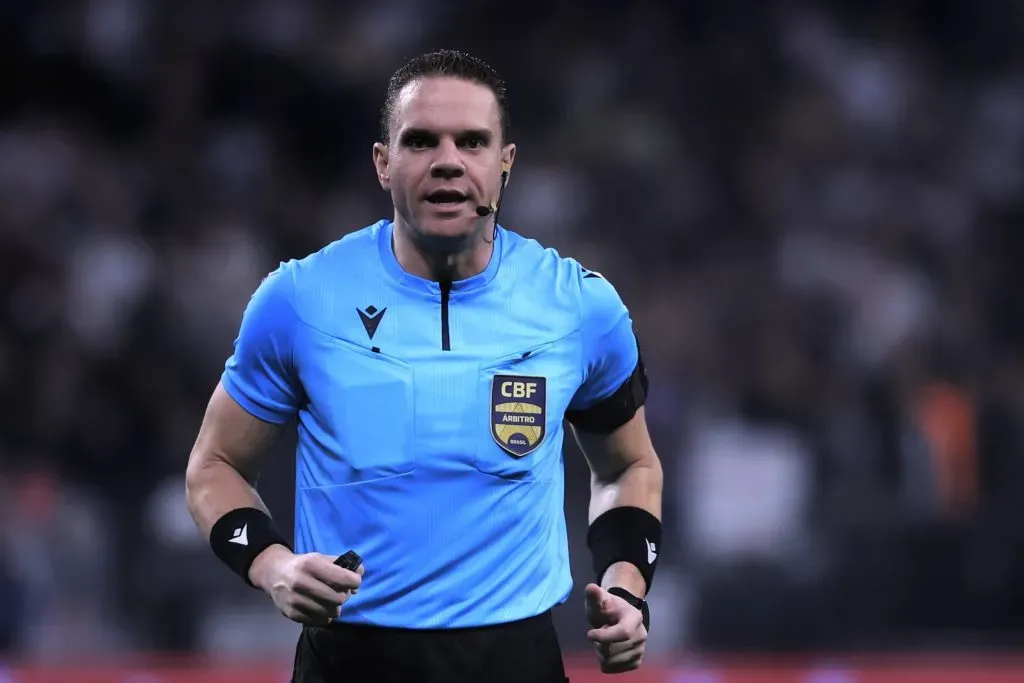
373;76;515;245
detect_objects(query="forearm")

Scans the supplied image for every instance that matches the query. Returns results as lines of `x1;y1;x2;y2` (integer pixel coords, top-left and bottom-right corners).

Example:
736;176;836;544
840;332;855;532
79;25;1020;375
589;458;663;597
185;383;282;540
185;456;271;540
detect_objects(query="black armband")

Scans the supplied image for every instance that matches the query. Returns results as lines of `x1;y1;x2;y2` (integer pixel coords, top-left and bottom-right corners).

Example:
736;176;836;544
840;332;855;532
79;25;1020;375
587;506;661;593
210;507;291;587
566;344;648;434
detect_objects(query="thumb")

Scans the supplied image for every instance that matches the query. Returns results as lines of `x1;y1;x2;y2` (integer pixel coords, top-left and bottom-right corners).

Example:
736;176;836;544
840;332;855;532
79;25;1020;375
584;583;606;607
584;583;614;625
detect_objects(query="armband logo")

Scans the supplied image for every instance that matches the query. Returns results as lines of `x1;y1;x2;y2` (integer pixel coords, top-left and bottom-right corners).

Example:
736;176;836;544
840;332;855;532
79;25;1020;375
491;375;547;457
229;524;249;546
646;538;658;564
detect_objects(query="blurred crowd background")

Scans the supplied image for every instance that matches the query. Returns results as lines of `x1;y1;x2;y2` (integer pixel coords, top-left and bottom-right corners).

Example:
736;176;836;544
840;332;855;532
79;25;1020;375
2;0;1024;667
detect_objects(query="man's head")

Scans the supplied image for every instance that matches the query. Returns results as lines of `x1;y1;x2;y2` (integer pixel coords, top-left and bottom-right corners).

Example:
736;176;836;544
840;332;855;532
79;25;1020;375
372;50;515;249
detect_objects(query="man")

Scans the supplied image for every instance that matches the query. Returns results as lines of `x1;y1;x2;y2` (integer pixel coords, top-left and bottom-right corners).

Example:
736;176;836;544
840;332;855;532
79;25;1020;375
185;49;663;683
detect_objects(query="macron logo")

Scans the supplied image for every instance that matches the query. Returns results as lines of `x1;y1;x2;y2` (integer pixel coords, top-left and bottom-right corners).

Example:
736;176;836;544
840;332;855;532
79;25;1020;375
645;538;657;564
229;524;249;547
357;305;386;340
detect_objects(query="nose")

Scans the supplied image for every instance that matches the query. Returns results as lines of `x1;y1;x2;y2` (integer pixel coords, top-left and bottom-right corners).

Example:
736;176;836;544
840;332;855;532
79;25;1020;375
429;138;464;179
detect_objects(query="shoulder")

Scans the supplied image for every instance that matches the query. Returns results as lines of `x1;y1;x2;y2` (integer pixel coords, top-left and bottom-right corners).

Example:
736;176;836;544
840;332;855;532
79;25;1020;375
243;222;383;336
500;228;628;328
274;221;383;314
499;227;610;301
289;221;384;284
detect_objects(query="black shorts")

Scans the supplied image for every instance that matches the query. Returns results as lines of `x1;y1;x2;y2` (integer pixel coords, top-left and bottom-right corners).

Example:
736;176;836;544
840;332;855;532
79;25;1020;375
290;610;568;683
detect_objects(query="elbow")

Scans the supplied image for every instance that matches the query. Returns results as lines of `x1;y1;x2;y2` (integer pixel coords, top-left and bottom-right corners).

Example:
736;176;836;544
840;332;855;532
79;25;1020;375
647;455;664;498
593;449;663;494
589;451;664;520
184;454;201;513
184;448;215;513
634;452;664;496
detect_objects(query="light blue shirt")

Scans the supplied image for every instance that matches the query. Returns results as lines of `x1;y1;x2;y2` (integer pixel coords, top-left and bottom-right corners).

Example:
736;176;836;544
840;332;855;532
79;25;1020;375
222;220;638;628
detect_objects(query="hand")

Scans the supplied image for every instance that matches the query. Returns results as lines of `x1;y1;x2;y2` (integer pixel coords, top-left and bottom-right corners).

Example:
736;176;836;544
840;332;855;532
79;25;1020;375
584;583;647;674
249;545;365;625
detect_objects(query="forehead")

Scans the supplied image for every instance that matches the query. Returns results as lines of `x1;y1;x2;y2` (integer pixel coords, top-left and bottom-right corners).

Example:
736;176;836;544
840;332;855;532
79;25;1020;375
392;76;501;136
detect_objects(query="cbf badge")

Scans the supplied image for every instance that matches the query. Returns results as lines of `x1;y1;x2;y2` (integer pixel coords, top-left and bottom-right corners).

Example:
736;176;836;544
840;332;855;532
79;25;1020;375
491;375;547;457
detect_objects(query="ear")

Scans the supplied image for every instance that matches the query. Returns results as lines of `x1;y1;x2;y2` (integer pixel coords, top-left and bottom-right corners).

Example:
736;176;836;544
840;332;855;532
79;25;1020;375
501;143;516;187
372;142;390;190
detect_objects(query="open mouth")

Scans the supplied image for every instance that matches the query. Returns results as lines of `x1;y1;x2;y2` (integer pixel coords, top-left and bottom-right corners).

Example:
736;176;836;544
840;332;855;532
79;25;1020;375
424;189;469;207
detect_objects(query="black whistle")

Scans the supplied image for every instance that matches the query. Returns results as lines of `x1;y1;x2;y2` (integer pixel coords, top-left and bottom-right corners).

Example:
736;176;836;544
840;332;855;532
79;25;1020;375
334;550;362;571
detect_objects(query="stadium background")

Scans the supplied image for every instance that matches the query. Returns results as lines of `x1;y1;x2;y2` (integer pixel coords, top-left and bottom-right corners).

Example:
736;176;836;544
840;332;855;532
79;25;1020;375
2;1;1024;681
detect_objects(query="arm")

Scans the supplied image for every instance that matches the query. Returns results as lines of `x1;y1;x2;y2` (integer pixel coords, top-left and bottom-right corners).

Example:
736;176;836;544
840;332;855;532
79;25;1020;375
184;263;301;587
185;382;289;585
568;268;660;672
185;264;361;624
186;386;361;617
573;408;663;599
566;268;662;599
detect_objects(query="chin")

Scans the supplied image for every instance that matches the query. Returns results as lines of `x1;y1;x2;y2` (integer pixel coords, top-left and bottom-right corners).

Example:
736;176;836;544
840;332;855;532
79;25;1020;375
413;215;480;250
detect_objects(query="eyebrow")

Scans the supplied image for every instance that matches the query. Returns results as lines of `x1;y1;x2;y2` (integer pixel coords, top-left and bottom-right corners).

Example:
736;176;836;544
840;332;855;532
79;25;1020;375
399;128;494;143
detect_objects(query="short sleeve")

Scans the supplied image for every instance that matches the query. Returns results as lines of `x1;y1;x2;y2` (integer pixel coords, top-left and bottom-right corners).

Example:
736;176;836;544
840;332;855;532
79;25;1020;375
569;271;640;411
221;263;301;424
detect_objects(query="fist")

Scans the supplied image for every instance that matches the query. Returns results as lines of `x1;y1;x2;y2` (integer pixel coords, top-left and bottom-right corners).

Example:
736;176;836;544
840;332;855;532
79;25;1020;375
584;583;647;674
250;546;365;625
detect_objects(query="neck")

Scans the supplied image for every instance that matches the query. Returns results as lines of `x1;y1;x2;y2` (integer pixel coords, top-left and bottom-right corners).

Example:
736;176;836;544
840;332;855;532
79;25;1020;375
392;216;494;282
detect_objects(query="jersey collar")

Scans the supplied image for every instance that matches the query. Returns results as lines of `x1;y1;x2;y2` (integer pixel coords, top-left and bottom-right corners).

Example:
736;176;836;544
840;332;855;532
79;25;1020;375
377;219;504;295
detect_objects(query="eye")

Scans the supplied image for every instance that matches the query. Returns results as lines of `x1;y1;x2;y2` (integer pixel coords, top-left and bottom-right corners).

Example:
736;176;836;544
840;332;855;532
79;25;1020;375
406;135;430;149
401;131;435;150
461;135;488;150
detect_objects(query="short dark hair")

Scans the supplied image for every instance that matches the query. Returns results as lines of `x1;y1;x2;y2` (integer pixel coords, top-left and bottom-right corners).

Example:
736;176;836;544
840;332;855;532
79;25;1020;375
379;49;509;143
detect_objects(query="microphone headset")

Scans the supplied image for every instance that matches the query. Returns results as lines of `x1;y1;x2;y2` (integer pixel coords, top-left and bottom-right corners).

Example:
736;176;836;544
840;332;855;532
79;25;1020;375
475;160;510;243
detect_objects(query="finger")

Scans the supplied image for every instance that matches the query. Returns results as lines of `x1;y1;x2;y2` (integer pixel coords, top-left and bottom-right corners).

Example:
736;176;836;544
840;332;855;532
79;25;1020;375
596;641;643;670
593;644;643;677
294;575;350;610
607;647;644;667
586;622;634;644
602;654;642;675
592;603;644;635
587;609;642;644
597;638;644;661
282;594;339;625
305;555;363;591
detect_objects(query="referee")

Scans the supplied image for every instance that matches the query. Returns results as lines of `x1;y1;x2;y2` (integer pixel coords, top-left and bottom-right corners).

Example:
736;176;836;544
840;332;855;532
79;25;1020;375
185;49;664;683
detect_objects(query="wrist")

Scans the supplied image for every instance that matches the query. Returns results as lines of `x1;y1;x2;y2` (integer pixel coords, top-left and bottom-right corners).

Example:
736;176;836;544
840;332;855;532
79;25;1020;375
586;506;661;595
600;561;647;598
209;507;292;588
247;543;292;591
607;586;651;632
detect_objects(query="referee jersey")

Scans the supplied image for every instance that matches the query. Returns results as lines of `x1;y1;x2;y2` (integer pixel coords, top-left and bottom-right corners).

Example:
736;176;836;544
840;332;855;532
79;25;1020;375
221;219;639;629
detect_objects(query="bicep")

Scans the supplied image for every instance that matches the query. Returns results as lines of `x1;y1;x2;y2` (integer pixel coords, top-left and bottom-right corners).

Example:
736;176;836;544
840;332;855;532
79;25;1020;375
188;381;283;484
568;268;642;419
572;406;658;482
221;262;302;423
